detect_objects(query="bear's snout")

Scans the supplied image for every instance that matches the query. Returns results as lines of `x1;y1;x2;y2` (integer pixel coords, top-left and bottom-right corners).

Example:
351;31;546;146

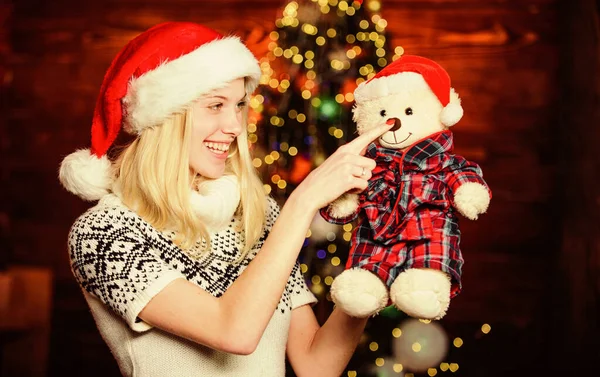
386;117;402;132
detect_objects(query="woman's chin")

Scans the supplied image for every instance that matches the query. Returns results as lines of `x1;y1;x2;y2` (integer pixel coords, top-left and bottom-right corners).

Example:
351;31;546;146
191;165;226;179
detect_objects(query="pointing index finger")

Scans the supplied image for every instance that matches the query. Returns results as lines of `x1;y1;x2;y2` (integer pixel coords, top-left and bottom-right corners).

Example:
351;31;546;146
344;124;393;155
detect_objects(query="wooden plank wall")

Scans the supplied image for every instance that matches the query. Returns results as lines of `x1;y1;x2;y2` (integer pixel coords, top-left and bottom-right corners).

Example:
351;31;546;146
3;0;596;376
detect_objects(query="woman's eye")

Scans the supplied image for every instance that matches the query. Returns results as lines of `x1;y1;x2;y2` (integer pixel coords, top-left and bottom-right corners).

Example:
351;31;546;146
237;101;247;109
405;108;413;115
380;109;386;117
209;103;223;111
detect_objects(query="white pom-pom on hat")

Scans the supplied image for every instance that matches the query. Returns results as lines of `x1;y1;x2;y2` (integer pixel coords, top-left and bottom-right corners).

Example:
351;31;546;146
440;88;463;127
59;149;112;201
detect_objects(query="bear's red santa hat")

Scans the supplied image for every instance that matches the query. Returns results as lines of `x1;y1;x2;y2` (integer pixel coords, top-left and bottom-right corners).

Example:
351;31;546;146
354;54;463;127
59;22;261;201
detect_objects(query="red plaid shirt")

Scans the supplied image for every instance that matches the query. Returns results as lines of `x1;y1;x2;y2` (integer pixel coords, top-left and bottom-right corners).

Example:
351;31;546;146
320;130;491;297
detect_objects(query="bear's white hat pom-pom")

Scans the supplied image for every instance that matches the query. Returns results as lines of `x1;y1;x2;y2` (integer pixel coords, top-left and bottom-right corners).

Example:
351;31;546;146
440;88;463;127
440;102;464;127
58;149;113;201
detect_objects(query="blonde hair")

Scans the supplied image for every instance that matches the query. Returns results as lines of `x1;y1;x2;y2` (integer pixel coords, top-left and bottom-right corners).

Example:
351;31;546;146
113;105;266;260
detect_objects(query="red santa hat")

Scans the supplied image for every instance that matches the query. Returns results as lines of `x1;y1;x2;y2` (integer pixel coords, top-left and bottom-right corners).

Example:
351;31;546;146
59;22;261;201
353;55;463;127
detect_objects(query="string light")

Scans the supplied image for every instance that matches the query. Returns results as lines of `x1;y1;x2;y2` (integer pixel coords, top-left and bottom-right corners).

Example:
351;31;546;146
369;342;379;351
292;54;303;64
453;337;464;348
367;0;381;12
331;257;341;266
412;342;422;352
427;368;438;376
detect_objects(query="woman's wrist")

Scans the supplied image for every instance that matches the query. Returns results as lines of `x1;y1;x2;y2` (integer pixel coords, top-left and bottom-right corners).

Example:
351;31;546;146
284;189;318;223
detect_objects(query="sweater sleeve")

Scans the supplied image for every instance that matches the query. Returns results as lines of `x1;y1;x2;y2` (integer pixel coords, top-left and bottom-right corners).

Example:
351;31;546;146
68;207;185;332
288;262;318;310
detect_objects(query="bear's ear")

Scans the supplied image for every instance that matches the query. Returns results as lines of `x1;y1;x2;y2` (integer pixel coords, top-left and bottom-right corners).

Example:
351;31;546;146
440;88;463;127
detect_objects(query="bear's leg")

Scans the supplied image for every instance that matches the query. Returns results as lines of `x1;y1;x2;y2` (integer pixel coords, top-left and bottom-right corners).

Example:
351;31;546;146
389;268;451;320
330;267;389;318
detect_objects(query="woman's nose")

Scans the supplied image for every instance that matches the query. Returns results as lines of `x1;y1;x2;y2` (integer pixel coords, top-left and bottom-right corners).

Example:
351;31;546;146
222;110;243;135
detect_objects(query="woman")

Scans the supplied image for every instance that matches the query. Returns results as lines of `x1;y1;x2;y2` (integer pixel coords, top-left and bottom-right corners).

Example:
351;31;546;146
59;22;390;377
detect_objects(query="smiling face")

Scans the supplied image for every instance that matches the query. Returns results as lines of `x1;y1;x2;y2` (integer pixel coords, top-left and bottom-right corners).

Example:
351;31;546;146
352;73;447;150
189;77;247;178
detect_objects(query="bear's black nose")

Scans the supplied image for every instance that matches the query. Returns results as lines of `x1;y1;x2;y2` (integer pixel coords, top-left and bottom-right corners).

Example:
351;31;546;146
386;117;401;132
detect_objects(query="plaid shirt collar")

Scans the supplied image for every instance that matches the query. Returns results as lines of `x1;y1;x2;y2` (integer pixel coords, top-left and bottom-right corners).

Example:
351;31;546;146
366;130;454;172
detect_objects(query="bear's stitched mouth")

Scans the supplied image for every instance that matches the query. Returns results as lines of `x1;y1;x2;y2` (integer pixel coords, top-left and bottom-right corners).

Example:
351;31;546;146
382;132;412;146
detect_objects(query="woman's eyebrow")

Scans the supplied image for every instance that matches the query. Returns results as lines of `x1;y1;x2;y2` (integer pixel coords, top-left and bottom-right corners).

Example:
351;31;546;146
203;94;247;101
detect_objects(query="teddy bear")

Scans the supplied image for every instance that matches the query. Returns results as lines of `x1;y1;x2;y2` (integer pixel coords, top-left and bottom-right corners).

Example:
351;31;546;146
319;55;491;320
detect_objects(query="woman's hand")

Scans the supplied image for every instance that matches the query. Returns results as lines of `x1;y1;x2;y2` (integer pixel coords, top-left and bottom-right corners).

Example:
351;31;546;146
292;124;392;213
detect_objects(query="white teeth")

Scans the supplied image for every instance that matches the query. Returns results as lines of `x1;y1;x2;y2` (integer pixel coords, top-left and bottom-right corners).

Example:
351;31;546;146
204;142;230;153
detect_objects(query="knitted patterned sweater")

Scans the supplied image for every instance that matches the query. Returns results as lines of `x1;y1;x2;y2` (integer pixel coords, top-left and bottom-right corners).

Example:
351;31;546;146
68;194;317;377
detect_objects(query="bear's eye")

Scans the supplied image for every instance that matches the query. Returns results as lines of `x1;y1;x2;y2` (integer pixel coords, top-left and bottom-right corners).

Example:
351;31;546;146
405;108;413;115
380;109;386;117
